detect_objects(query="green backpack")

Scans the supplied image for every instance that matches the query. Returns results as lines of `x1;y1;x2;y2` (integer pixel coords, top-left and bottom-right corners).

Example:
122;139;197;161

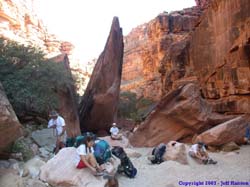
94;140;111;165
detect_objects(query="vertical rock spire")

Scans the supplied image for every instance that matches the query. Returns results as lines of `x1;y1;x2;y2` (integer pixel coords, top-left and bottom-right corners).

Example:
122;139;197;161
79;17;124;133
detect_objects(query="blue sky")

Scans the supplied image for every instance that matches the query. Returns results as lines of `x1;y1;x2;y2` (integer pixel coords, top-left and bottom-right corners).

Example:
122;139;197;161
35;0;196;63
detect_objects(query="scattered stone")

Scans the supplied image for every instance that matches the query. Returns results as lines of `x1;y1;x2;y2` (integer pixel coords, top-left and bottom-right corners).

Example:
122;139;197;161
221;142;240;152
163;141;188;165
31;128;56;147
40;147;119;187
0;160;10;168
31;144;39;155
24;156;46;179
195;116;249;146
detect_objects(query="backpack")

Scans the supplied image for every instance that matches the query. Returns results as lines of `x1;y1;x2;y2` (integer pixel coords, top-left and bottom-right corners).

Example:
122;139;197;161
94;139;111;165
151;143;166;164
111;146;137;178
66;137;75;147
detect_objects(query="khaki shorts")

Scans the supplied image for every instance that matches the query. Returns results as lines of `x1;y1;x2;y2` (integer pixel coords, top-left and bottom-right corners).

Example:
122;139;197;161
57;132;67;143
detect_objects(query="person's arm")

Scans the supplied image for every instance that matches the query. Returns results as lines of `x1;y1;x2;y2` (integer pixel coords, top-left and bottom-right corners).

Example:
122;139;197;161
80;155;96;172
48;120;56;129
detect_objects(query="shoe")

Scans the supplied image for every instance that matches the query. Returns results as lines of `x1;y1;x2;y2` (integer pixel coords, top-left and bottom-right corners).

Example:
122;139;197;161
103;173;113;179
94;171;104;176
211;160;217;165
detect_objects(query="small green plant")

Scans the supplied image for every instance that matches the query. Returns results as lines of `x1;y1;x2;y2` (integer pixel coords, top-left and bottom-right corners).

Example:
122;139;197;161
12;138;33;161
118;91;154;122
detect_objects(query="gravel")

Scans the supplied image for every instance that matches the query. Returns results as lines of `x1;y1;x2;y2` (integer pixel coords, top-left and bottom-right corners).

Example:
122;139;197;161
117;146;250;187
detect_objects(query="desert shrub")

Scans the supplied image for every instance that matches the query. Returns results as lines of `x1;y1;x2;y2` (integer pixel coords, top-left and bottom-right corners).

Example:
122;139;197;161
0;38;73;117
118;91;154;122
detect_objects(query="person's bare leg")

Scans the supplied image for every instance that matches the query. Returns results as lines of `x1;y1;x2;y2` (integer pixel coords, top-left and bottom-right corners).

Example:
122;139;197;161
55;138;60;154
89;154;103;171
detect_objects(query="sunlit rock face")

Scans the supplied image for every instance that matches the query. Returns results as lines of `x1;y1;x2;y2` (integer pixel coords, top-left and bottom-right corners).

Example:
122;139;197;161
0;0;62;56
0;0;92;95
0;82;23;152
79;17;123;133
121;7;202;100
189;0;250;114
129;0;250;146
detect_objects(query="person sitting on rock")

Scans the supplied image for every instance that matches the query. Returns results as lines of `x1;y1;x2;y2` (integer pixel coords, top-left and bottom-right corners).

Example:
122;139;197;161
75;135;104;176
110;123;122;140
188;142;217;165
244;123;250;145
48;110;67;154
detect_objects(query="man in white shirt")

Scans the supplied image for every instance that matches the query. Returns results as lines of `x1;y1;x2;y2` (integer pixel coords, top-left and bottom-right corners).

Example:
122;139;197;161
109;123;122;140
188;142;217;164
48;111;66;154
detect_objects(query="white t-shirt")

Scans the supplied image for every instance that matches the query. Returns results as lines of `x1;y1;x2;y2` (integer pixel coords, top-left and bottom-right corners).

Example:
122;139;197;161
189;144;206;153
110;126;119;136
75;144;94;166
48;116;65;136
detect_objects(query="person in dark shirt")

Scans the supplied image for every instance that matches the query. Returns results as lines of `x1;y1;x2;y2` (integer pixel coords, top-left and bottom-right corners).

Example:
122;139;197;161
244;123;250;145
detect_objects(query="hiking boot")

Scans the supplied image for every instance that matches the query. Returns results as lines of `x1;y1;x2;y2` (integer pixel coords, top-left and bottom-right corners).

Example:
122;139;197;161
103;173;113;179
211;160;217;165
207;159;217;165
94;171;104;176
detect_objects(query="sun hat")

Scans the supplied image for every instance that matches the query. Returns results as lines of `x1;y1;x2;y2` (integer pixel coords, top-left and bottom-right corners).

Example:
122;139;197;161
49;110;58;117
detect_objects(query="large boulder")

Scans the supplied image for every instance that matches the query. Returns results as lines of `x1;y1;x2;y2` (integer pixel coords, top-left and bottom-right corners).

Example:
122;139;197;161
195;115;250;146
129;83;234;146
79;17;124;133
163;141;188;165
51;54;81;138
0;168;47;187
40;147;119;187
0;83;23;152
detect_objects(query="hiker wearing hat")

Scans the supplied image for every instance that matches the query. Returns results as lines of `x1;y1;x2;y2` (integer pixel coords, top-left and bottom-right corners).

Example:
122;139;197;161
188;142;217;165
109;123;122;140
48;110;66;154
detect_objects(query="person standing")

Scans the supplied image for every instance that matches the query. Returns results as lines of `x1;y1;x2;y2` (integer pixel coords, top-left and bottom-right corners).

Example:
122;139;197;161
48;110;66;154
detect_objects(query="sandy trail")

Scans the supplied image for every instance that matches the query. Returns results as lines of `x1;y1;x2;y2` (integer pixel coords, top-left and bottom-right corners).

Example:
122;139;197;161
117;146;250;187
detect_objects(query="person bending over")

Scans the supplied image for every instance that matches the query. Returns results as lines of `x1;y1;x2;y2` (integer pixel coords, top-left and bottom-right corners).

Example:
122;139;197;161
189;142;217;165
75;135;104;176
